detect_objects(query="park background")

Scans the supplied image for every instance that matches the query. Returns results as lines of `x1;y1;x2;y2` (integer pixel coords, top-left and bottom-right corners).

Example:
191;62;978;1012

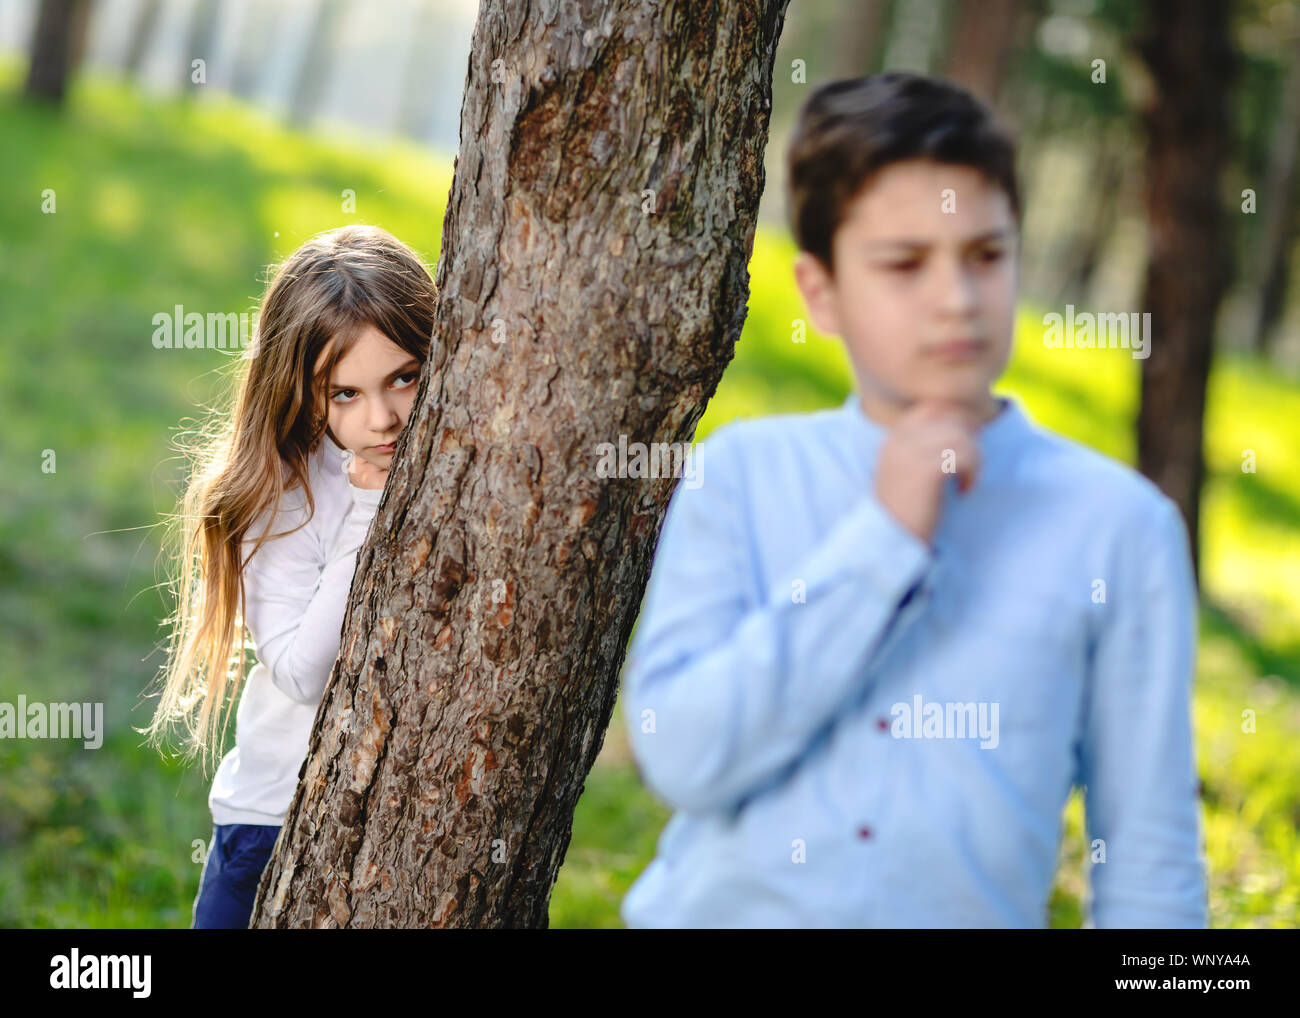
0;0;1297;927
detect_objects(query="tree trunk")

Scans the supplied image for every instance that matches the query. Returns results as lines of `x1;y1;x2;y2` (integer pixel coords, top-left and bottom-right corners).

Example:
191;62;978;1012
831;0;891;78
183;0;222;95
1134;0;1236;585
228;1;276;100
880;0;944;74
289;0;347;127
1245;27;1300;355
1052;125;1128;307
122;0;161;77
394;0;440;139
942;0;1024;109
23;0;87;105
251;0;790;928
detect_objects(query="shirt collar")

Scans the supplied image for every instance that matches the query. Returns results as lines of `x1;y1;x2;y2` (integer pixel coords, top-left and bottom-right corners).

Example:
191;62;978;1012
840;389;1033;480
318;432;349;470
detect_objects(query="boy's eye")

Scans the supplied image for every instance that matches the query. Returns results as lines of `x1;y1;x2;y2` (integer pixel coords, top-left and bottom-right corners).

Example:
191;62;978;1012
979;248;1005;263
886;261;920;272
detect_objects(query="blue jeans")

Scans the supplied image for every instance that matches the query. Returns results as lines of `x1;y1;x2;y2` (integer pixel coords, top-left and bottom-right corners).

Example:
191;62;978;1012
191;823;282;929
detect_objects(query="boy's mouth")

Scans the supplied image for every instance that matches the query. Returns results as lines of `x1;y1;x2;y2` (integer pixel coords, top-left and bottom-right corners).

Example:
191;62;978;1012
924;339;986;359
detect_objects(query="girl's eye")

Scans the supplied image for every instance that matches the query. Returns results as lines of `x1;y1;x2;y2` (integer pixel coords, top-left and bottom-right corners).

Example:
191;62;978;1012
979;248;1005;263
886;262;920;273
330;372;418;404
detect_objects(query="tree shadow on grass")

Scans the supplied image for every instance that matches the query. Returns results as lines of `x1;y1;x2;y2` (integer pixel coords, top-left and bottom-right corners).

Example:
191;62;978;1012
1201;597;1300;690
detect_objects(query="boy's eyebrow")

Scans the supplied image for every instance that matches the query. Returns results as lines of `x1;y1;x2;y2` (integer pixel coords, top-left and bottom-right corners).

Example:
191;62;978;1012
866;229;1014;251
329;357;421;391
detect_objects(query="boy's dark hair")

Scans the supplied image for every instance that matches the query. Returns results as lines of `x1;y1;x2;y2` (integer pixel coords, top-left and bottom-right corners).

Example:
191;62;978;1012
786;73;1021;273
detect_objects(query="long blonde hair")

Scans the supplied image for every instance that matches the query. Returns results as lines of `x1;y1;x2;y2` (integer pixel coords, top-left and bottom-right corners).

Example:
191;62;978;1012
142;224;437;774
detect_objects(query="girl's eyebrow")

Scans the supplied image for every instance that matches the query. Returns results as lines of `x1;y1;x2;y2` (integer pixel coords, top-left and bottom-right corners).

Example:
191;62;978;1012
330;357;420;392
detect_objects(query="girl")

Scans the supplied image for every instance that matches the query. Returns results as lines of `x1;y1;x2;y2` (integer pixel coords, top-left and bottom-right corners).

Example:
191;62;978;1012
142;224;438;928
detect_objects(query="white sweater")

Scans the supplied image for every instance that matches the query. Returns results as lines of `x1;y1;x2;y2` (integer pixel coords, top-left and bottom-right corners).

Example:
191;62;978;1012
209;434;383;827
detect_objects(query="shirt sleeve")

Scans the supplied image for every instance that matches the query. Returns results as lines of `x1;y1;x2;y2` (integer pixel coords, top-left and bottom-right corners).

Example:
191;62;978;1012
242;477;384;706
1078;493;1208;928
622;426;935;816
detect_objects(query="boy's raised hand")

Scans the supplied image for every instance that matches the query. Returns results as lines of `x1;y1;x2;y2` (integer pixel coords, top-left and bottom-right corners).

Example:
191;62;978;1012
874;398;981;546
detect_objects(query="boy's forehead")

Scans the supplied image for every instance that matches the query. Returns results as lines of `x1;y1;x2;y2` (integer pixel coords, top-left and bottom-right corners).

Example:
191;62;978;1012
843;160;1013;238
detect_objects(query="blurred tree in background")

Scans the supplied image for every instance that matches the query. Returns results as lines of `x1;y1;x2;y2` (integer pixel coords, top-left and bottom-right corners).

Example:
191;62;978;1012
22;0;88;104
1135;0;1236;583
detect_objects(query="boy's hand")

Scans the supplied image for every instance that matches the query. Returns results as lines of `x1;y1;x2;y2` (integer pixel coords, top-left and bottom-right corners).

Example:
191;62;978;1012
874;399;981;545
348;452;390;490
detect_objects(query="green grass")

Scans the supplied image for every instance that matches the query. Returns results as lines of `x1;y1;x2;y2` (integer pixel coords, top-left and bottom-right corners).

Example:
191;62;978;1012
1;61;1296;928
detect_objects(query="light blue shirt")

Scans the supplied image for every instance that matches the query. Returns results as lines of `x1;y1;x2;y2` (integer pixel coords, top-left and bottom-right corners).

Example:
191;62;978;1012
619;391;1208;928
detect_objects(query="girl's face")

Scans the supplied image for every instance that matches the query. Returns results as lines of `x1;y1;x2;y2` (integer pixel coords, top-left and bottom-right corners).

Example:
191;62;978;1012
316;323;421;470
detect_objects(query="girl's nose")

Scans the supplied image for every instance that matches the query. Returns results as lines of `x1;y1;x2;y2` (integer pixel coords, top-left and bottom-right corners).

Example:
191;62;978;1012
370;397;400;432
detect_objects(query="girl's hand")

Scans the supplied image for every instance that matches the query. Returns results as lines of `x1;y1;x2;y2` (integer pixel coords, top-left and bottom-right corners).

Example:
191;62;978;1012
347;452;391;490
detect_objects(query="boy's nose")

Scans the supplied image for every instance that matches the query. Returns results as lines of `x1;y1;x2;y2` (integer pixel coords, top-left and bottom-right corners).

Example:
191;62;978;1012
932;257;980;315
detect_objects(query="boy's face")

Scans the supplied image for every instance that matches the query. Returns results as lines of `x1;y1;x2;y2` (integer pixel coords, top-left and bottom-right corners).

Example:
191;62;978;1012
794;158;1019;428
316;323;421;470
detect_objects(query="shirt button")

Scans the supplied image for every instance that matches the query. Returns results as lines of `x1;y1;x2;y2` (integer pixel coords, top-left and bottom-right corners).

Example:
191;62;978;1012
857;826;873;839
876;717;889;732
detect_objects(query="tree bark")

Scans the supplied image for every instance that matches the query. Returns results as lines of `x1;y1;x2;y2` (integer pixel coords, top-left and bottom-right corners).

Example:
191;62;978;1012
1133;0;1235;586
251;0;790;928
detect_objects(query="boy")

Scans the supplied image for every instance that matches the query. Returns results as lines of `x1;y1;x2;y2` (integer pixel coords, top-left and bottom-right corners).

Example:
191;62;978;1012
619;73;1208;928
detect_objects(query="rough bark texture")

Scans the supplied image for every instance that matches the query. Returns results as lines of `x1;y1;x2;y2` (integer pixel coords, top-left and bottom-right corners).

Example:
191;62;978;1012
251;0;789;928
1134;0;1235;586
